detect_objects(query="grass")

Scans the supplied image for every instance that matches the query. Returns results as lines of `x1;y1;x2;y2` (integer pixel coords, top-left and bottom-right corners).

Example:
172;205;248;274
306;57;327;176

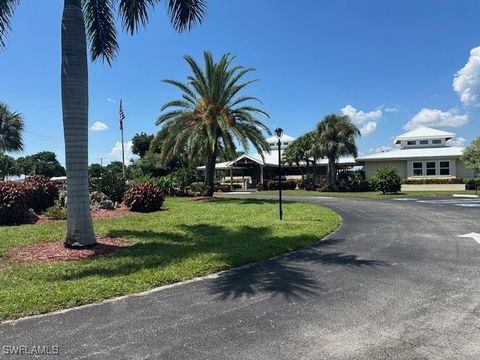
0;197;339;321
259;189;478;199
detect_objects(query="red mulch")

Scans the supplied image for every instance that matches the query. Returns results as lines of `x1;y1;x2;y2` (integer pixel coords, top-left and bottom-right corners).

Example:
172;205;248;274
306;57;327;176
8;237;130;263
33;207;131;225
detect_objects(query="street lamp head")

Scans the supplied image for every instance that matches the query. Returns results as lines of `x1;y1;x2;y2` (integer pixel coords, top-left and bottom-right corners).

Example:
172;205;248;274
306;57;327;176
274;128;283;139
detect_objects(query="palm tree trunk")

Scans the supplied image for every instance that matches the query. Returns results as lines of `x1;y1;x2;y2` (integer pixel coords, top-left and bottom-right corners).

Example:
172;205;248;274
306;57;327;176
202;143;218;197
328;158;336;185
61;0;96;247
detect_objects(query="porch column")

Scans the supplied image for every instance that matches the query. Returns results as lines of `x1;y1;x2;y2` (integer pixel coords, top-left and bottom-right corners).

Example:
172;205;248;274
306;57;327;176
230;166;233;191
260;165;264;184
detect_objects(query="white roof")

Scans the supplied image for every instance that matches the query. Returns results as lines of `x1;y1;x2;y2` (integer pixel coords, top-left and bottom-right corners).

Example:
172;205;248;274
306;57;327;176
394;126;454;144
357;146;464;161
197;150;356;170
265;133;296;144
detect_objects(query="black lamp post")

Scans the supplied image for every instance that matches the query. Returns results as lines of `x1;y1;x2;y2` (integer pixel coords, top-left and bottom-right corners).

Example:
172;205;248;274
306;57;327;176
275;128;283;220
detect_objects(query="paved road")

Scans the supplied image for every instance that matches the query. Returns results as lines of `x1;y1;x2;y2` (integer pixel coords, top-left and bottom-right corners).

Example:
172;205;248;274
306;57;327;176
1;196;480;360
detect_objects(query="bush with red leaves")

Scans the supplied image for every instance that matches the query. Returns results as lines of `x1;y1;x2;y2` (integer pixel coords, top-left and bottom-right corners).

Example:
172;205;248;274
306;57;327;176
0;182;30;225
25;176;59;213
123;183;165;213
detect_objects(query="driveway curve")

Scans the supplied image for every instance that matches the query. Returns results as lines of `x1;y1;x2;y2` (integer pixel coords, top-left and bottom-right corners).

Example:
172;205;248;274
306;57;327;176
1;195;479;360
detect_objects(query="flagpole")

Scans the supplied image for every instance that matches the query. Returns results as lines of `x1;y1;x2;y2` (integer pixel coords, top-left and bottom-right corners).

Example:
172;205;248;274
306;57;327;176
120;99;125;179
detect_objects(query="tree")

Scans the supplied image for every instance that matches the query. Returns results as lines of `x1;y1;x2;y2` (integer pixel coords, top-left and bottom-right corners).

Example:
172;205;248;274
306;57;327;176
28;151;66;177
0;153;16;180
463;137;480;175
156;51;270;196
131;132;154;158
315;114;360;185
1;0;206;247
0;102;24;153
283;132;315;181
88;163;104;178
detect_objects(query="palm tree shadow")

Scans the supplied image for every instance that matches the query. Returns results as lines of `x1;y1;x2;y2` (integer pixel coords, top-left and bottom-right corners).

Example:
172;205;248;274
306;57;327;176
209;238;389;301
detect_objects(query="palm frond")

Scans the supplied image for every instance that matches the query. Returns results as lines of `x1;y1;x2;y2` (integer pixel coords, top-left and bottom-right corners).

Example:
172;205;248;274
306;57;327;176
0;0;20;49
83;0;119;64
167;0;206;32
119;0;159;35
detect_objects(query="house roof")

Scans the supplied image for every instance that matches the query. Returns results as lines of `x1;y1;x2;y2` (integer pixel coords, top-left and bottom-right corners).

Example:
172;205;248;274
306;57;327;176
357;146;464;161
394;126;454;144
197;150;357;170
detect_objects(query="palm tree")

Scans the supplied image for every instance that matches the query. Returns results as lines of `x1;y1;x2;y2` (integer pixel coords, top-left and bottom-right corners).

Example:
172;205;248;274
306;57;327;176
1;0;206;247
156;51;270;196
315;114;360;185
0;102;24;153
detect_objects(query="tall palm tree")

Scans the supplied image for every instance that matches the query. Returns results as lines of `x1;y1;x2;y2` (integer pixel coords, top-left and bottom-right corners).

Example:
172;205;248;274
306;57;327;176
0;102;24;153
1;0;206;247
315;114;360;185
156;51;270;196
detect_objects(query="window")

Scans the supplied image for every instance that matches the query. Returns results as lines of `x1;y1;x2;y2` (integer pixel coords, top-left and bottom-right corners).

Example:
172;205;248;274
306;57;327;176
432;139;441;144
407;140;416;145
439;161;450;175
413;162;423;176
419;140;429;145
426;162;436;176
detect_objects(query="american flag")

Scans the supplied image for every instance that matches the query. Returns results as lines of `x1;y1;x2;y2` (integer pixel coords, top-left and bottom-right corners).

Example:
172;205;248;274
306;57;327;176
119;100;125;131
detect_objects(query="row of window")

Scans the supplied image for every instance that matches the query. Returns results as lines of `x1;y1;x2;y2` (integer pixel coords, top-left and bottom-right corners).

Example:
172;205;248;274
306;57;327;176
407;139;442;146
412;161;450;176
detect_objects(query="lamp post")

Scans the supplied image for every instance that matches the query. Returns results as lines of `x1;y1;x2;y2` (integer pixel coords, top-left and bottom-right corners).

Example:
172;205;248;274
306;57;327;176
275;128;283;220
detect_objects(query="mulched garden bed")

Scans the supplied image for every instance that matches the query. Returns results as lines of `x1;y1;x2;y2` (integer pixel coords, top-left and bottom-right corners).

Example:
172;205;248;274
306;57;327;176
31;207;131;225
8;237;130;263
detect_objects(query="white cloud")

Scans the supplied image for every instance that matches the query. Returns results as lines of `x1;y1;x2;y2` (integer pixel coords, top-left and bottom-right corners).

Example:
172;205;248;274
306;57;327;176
359;121;377;136
404;108;468;130
453;46;480;106
107;97;116;103
91;121;109;132
447;136;467;147
340;105;382;136
369;145;393;153
109;141;136;164
385;107;399;113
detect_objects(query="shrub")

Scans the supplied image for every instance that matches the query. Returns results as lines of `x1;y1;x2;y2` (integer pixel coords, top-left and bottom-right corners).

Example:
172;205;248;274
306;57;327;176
189;182;205;194
257;182;264;191
371;165;402;194
402;178;464;185
266;180;297;190
464;177;480;190
216;184;230;192
44;201;67;220
25;175;59;213
0;182;30;225
123;183;166;212
91;170;127;203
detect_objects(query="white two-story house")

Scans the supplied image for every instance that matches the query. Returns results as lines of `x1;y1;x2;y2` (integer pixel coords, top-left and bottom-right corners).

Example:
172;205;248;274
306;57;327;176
357;126;474;181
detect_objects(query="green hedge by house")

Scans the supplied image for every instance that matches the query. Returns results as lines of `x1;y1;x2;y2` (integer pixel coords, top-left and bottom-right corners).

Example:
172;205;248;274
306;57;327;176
402;178;464;185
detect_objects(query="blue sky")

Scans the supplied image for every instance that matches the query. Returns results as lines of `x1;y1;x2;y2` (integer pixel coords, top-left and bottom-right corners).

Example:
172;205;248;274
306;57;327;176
1;0;479;165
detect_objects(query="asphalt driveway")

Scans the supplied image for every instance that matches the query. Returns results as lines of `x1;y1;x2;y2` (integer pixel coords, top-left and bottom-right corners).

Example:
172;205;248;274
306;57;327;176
1;195;479;360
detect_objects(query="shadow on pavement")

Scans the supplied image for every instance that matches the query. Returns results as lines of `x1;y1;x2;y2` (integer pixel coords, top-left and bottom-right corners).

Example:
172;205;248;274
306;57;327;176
209;238;389;301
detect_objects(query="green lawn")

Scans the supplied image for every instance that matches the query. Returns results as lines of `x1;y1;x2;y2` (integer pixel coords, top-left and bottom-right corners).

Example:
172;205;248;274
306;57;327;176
258;190;478;199
0;198;339;321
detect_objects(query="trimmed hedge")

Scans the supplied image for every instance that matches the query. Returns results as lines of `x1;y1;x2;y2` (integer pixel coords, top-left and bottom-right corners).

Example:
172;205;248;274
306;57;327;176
402;178;464;185
265;180;297;191
0;182;30;225
123;183;166;213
